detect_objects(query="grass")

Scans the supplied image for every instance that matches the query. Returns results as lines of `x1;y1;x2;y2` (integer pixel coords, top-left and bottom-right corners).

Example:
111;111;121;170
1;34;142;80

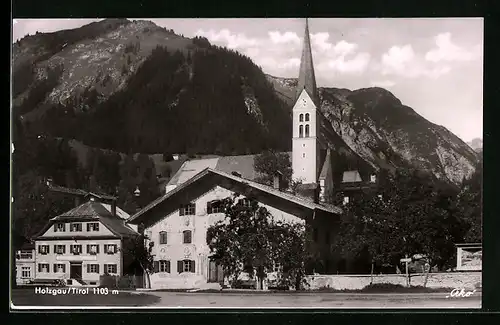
11;288;160;307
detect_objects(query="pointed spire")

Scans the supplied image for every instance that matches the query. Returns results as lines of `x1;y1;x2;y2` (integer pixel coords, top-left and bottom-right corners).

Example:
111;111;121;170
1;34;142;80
296;18;319;106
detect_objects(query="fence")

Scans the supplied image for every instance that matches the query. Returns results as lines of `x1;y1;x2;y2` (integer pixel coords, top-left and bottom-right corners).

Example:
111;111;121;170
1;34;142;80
305;272;482;290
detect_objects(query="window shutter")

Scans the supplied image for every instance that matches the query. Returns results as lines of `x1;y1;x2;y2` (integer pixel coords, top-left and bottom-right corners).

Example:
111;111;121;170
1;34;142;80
54;245;57;253
114;245;117;253
96;245;100;254
53;264;56;273
87;264;91;273
38;264;41;272
87;245;90;253
47;246;50;254
166;261;171;273
96;264;100;273
192;260;195;273
153;261;159;273
63;245;66;254
177;261;183;273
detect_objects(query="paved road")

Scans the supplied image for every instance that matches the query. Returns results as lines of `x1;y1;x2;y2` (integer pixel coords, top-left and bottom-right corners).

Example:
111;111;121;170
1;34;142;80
145;291;481;308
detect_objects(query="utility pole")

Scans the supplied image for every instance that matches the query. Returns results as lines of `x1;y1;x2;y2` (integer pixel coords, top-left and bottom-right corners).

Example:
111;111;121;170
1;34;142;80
400;255;411;287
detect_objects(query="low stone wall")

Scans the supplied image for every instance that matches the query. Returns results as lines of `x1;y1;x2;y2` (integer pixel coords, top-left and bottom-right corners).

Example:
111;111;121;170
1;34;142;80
306;272;482;290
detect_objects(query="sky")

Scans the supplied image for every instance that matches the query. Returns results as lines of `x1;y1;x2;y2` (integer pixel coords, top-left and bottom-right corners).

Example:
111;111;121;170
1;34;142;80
12;18;483;143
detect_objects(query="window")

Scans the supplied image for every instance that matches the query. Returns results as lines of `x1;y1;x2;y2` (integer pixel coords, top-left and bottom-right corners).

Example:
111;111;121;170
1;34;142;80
38;263;50;273
87;264;100;273
299;125;303;138
370;174;377;183
238;198;253;208
178;260;195;273
70;244;82;255
305;113;310;121
38;245;49;255
183;230;192;244
87;222;99;232
104;244;118;254
87;244;100;255
54;245;66;255
302;153;306;158
207;200;223;214
299;113;304;122
54;223;65;232
21;266;31;278
179;203;196;216
20;250;33;259
159;260;171;273
305;124;310;137
105;264;117;274
70;223;82;232
159;232;168;245
53;263;66;273
343;196;350;205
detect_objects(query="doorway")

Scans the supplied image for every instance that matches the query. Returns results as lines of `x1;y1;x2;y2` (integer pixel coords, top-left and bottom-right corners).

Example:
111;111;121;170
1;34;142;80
70;262;82;279
208;259;224;284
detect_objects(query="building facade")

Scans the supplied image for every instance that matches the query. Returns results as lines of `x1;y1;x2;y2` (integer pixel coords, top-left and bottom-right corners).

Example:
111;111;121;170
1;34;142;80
128;169;341;289
15;243;36;285
33;199;138;286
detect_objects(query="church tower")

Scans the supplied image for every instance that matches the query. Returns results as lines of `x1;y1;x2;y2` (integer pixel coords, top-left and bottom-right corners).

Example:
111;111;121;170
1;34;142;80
292;19;322;186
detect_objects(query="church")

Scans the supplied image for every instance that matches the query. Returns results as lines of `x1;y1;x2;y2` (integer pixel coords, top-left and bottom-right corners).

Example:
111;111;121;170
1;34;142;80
127;20;377;289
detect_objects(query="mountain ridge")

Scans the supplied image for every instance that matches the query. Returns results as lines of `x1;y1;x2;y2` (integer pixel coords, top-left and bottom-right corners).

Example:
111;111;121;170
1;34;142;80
12;19;479;186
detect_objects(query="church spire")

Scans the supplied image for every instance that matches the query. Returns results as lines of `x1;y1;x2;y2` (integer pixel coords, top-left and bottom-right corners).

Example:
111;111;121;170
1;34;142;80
296;18;319;106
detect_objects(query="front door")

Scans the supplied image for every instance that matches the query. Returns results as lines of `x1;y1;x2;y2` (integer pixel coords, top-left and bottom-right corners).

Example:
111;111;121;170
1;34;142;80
70;263;82;279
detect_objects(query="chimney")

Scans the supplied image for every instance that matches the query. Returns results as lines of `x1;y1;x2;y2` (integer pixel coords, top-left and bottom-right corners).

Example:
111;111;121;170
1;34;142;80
165;184;177;194
273;171;283;191
111;199;117;217
231;171;242;178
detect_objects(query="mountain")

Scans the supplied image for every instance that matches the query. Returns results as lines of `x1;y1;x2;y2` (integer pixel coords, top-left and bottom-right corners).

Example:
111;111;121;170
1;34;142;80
467;138;483;153
12;19;479;187
267;75;479;185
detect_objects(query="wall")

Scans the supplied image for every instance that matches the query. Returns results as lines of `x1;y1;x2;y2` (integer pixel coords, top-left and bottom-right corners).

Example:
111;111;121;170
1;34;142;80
35;238;122;282
306;272;482;290
146;185;304;289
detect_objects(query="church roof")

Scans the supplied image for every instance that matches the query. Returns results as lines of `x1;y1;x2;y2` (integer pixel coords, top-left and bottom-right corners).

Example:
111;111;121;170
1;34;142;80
296;19;319;106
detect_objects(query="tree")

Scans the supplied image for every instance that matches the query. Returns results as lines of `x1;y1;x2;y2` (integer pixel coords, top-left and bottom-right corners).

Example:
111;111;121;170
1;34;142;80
206;195;309;290
121;226;153;289
254;150;293;189
456;164;482;243
332;168;467;274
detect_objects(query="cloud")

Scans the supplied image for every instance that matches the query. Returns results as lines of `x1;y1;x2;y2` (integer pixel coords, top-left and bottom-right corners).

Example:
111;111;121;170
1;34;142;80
425;32;482;62
379;44;451;79
268;31;300;44
194;29;258;49
256;57;301;70
370;80;396;88
326;53;371;74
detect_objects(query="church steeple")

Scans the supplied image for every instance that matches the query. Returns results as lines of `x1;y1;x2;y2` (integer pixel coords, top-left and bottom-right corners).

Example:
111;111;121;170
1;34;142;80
296;18;319;106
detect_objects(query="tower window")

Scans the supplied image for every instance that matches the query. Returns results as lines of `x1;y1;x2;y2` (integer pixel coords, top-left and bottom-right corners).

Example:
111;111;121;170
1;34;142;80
299;125;303;138
302;153;306;158
305;113;310;122
299;114;304;122
305;124;310;137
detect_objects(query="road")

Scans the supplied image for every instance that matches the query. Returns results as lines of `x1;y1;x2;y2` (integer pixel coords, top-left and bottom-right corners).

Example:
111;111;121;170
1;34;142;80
145;291;481;308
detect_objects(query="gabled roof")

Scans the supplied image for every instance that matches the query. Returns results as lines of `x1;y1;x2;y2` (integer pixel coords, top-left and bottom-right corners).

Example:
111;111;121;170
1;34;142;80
296;18;319;106
35;201;138;239
48;184;117;201
129;167;342;223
